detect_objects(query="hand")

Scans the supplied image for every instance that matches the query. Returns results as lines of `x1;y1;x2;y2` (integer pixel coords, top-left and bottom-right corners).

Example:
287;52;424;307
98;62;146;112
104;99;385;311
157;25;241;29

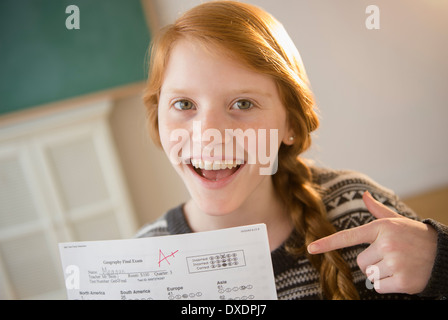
307;191;438;295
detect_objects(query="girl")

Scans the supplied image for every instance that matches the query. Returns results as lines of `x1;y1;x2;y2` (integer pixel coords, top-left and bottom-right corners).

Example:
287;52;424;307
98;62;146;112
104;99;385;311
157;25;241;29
138;1;447;299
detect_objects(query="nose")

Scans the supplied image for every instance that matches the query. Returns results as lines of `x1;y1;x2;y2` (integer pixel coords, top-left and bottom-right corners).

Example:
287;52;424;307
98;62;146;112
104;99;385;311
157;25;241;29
192;106;233;159
199;105;230;133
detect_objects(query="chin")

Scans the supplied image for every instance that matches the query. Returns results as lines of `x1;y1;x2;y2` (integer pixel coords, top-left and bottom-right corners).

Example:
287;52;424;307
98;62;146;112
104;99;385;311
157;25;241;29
190;193;243;217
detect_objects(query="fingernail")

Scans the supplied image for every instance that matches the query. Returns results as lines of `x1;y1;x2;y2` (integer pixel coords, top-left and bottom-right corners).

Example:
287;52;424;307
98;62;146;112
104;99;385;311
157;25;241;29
307;243;318;254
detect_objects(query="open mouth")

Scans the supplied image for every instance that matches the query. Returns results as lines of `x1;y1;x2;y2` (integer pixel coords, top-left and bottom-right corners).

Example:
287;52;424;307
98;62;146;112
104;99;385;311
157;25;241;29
188;159;244;181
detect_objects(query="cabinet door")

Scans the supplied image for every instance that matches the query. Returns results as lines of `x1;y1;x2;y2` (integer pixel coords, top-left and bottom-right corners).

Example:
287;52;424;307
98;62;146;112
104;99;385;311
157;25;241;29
33;122;134;242
0;143;64;299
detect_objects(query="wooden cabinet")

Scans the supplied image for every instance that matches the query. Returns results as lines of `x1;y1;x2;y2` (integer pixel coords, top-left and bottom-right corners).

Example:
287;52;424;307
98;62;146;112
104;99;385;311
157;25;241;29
0;100;137;299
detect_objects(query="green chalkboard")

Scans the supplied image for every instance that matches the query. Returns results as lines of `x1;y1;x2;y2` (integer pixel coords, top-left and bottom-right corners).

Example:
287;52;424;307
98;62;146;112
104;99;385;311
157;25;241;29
0;0;151;115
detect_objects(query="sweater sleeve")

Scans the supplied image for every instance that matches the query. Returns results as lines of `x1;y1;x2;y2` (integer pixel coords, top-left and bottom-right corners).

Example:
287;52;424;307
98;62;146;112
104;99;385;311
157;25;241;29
418;218;448;299
311;166;448;299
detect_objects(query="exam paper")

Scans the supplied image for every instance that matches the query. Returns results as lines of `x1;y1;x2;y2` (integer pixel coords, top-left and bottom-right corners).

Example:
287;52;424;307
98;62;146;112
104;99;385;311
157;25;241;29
58;224;277;300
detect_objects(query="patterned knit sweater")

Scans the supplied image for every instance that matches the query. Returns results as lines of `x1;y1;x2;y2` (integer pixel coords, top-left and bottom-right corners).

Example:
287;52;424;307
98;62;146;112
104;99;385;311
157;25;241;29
136;166;448;300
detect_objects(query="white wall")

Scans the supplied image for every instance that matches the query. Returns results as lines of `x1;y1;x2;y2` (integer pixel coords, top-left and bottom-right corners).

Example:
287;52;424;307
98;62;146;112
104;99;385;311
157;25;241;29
152;0;448;198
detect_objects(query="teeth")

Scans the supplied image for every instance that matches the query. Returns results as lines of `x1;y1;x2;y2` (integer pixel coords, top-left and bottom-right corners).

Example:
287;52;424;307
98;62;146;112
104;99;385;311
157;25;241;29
190;159;243;170
204;160;212;170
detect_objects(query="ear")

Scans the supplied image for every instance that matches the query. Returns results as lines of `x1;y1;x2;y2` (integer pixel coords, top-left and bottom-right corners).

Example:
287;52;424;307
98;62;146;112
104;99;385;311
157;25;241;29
282;135;295;145
282;121;296;146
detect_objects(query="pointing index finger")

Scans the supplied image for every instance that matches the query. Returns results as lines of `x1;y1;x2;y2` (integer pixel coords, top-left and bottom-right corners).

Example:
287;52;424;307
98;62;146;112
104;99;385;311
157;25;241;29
307;222;379;254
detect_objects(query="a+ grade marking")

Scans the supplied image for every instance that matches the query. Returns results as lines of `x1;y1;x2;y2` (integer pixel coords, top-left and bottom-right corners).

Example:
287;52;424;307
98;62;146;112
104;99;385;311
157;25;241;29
158;249;179;267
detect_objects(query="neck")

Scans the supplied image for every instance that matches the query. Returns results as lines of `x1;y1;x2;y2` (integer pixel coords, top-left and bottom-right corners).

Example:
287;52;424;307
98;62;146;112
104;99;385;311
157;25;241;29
183;177;293;251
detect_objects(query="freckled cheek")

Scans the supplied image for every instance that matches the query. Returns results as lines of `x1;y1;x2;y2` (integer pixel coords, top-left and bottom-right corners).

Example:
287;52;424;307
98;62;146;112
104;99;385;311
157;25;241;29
157;115;171;153
158;120;193;163
158;127;173;156
252;121;285;152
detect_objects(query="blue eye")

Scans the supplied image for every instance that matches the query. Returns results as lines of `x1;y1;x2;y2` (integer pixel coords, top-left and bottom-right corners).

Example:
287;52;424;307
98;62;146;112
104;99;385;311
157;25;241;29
173;100;195;110
232;100;253;110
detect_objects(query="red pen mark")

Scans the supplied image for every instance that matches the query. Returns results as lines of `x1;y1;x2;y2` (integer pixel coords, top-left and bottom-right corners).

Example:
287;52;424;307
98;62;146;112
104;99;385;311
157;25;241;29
158;249;179;267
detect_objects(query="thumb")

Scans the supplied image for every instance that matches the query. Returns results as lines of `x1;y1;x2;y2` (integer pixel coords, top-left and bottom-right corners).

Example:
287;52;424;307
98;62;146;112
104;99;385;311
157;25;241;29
363;191;401;219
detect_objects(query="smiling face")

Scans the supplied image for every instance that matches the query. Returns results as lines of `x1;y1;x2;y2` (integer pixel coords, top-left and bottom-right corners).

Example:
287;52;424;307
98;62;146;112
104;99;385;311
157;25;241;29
157;39;294;215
